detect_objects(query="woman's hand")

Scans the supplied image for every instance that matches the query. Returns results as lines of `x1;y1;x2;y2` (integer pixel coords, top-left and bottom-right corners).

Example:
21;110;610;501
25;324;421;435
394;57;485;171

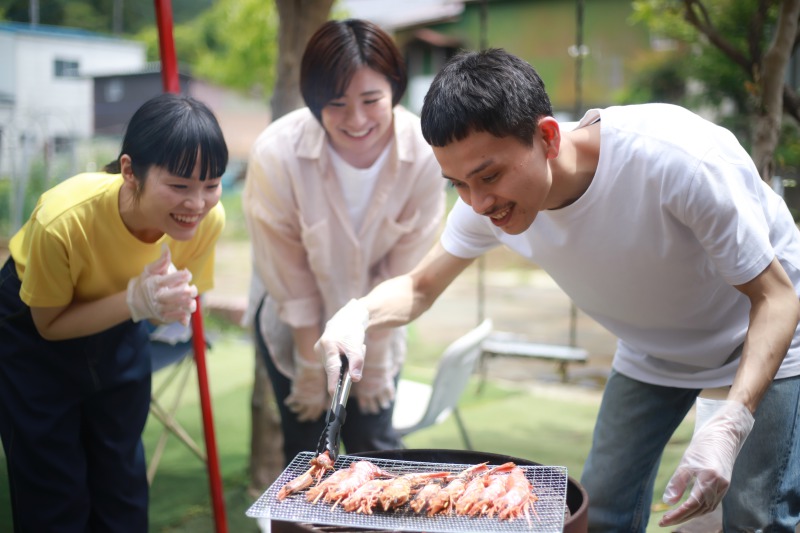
285;356;329;422
127;246;197;325
352;362;395;414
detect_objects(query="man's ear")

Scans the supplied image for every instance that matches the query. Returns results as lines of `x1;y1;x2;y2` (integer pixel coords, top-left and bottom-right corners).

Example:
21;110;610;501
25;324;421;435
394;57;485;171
538;117;561;159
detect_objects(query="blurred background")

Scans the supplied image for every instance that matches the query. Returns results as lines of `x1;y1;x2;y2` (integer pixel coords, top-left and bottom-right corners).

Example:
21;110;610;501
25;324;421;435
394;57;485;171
1;0;799;242
1;0;799;531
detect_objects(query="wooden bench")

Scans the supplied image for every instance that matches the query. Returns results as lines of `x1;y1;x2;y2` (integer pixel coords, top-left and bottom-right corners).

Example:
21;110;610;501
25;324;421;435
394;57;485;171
480;331;589;384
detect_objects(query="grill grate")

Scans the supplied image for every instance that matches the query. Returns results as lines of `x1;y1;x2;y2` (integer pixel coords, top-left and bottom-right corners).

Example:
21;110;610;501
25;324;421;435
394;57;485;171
247;452;569;533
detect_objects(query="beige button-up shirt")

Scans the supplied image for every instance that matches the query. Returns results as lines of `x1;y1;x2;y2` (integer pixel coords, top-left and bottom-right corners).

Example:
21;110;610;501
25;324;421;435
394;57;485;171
243;106;445;380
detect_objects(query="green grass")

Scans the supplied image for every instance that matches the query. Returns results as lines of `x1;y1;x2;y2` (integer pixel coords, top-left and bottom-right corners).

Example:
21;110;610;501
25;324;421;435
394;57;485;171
0;322;693;532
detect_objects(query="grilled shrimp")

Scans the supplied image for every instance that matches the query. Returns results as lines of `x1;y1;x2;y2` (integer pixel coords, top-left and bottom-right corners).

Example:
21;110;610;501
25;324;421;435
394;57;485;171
426;462;489;516
276;451;334;501
378;472;451;511
408;479;447;514
341;478;393;514
454;475;488;515
454;462;515;516
312;461;392;506
466;462;515;517
305;467;355;504
495;466;539;522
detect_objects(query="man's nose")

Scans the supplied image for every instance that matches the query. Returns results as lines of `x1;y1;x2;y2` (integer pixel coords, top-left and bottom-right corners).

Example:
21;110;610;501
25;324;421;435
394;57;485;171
471;188;494;215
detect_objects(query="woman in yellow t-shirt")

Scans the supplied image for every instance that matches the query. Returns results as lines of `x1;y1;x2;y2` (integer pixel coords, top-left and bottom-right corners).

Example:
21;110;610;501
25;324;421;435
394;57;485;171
0;92;227;531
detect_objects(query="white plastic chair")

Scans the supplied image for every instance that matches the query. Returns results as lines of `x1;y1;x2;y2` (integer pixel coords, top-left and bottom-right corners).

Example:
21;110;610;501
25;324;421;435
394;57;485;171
392;319;493;450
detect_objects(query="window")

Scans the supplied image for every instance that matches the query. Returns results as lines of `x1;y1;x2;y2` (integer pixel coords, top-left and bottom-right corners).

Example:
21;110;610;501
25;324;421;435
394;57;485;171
53;136;74;154
104;78;124;102
54;59;80;78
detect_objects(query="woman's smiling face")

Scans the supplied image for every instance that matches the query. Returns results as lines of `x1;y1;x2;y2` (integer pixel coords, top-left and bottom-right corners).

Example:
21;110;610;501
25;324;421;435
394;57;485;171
142;165;222;241
320;66;395;168
120;153;222;243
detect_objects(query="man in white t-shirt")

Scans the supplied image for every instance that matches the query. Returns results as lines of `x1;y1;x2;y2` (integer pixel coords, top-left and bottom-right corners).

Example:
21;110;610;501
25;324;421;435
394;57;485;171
315;48;800;531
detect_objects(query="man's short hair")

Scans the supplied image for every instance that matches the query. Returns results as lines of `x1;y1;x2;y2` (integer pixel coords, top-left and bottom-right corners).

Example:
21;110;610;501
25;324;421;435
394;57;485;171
421;48;553;147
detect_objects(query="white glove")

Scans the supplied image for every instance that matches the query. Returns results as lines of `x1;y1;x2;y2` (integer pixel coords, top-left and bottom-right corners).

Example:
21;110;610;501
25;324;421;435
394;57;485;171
659;398;755;527
352;363;395;414
315;299;369;394
284;355;329;422
127;246;198;325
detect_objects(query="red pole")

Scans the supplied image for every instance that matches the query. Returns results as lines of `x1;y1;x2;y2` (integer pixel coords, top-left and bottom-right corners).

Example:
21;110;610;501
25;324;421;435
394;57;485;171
153;1;228;530
153;0;180;94
191;299;228;532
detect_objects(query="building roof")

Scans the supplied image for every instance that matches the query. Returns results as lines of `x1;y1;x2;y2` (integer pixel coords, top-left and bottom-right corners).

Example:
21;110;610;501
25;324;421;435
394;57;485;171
340;0;464;30
0;21;137;45
92;61;192;79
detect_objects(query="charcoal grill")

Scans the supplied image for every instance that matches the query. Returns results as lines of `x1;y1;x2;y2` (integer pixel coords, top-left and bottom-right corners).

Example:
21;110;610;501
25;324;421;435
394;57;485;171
248;449;588;533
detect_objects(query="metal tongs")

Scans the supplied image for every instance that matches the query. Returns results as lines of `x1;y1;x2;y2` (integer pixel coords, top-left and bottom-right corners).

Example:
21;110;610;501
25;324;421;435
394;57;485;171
316;353;351;461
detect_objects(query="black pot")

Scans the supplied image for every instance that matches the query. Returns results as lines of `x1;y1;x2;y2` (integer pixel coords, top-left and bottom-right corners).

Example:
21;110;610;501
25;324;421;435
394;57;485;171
271;448;588;533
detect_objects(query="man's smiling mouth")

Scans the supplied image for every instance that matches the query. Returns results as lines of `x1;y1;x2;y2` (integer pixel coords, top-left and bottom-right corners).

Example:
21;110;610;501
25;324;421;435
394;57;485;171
489;205;511;220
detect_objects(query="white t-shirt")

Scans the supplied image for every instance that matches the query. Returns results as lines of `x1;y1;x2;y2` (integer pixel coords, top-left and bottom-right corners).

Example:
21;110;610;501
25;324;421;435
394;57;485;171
441;103;800;388
329;139;393;230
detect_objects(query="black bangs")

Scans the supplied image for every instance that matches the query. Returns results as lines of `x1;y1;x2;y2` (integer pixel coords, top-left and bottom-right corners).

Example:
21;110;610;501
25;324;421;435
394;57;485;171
113;93;229;182
160;107;228;181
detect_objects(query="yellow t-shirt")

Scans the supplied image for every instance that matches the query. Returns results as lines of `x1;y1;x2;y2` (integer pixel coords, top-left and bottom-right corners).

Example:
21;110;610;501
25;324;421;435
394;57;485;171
9;172;225;308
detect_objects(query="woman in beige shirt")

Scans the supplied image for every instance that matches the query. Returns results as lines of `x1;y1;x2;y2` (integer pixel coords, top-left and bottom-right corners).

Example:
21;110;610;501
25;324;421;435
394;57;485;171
242;19;445;465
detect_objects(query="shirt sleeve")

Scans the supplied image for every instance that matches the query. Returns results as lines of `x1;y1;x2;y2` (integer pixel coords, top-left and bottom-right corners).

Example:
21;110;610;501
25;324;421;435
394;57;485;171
440;198;501;259
17;215;74;307
242;136;324;329
677;145;774;286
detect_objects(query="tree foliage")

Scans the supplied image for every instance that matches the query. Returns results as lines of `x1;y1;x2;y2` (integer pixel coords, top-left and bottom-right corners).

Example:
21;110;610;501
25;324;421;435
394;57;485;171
134;0;279;98
630;0;800;179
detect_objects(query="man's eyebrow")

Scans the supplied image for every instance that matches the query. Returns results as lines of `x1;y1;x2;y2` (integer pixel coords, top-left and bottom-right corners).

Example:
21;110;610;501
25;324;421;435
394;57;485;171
441;159;494;182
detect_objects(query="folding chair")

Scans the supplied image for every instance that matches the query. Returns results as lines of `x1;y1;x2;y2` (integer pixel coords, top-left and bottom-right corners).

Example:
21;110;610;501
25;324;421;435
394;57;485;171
392;319;493;450
146;321;210;484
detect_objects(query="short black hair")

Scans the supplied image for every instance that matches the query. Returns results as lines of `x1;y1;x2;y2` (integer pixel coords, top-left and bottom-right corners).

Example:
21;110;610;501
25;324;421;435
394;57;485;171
421;48;553;147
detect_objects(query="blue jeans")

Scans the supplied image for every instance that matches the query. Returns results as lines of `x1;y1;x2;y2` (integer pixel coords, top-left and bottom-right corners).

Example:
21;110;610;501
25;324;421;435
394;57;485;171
581;369;800;532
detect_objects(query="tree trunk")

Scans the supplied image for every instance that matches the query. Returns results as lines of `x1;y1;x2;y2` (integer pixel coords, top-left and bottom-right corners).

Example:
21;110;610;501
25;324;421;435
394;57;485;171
271;0;336;118
247;345;283;498
248;0;335;497
751;0;800;182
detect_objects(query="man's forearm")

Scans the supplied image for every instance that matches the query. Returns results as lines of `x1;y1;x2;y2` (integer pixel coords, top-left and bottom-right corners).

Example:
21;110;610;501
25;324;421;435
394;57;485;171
362;243;474;331
730;258;800;412
362;274;419;330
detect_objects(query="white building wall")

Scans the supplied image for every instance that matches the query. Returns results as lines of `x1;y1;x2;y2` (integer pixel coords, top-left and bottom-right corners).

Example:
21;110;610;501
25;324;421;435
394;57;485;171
0;33;17;97
10;29;144;142
0;23;145;234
